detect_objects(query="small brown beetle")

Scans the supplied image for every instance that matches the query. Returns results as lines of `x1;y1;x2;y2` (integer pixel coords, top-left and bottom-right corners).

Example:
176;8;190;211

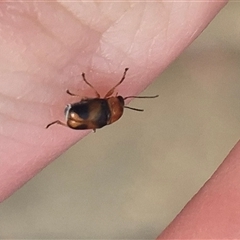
46;68;158;131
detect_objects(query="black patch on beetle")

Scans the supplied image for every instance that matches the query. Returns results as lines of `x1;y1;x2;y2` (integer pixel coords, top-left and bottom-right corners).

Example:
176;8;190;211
70;100;90;119
95;99;111;128
75;124;88;130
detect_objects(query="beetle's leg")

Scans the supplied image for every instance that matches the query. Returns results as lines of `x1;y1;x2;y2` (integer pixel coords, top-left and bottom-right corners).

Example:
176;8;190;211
66;89;79;97
46;120;67;129
104;68;129;98
82;73;101;98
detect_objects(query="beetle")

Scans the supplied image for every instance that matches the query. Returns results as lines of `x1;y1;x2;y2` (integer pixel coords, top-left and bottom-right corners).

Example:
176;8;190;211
46;68;158;131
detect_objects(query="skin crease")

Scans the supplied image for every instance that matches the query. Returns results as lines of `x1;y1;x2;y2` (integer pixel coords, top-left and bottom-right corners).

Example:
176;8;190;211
0;1;235;238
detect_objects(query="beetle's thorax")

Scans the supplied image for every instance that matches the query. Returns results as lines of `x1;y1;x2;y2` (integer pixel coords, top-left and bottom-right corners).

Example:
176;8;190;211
107;96;124;124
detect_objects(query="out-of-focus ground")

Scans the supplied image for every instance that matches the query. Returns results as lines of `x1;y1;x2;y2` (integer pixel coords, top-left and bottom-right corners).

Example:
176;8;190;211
1;3;240;239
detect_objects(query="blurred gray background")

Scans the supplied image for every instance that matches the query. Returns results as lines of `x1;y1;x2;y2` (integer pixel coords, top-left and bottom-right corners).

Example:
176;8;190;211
1;3;240;239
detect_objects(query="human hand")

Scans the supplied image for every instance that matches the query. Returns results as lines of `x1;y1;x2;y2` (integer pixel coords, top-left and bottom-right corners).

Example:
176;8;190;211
0;1;227;209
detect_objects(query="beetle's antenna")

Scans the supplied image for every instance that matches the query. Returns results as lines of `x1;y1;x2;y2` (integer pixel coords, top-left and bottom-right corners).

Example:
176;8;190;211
123;95;158;112
104;68;129;98
124;95;159;100
124;106;144;111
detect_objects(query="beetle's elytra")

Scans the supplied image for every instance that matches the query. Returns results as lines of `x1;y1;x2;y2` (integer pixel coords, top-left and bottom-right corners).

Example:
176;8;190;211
46;68;158;131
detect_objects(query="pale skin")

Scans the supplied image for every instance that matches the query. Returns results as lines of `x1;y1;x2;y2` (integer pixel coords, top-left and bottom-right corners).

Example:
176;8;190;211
1;1;238;238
